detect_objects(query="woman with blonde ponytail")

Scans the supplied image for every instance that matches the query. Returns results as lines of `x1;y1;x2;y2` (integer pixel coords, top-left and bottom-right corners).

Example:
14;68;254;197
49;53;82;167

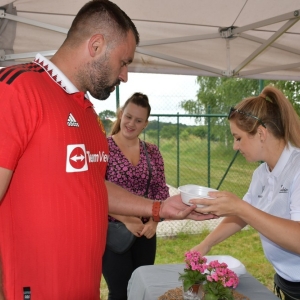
191;86;300;300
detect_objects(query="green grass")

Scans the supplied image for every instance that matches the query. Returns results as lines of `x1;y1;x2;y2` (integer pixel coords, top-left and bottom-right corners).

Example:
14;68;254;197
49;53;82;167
147;135;260;198
100;227;274;299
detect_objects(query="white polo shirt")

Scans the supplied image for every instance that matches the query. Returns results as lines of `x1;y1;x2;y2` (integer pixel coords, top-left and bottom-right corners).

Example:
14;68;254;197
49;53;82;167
244;144;300;282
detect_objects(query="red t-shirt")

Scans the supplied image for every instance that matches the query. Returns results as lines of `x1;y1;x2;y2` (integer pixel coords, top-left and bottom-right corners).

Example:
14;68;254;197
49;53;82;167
0;62;109;299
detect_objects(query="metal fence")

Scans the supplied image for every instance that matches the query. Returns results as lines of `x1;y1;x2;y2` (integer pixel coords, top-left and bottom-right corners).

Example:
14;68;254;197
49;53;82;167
104;111;259;233
140;112;258;235
104;110;259;235
142;113;260;197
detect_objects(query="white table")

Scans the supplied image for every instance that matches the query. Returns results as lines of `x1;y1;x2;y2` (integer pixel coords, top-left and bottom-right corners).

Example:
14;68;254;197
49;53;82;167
128;263;278;300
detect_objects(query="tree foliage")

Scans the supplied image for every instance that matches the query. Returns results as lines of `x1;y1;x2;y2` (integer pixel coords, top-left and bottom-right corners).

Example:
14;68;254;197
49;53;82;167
98;110;116;120
267;80;300;116
180;77;300;118
98;109;116;135
179;77;300;146
180;77;261;124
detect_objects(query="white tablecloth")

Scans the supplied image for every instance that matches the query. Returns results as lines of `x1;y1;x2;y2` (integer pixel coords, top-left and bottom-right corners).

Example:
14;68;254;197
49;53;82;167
128;263;278;300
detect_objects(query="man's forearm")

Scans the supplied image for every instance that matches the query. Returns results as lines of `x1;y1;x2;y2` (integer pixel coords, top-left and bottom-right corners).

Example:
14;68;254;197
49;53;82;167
106;181;152;217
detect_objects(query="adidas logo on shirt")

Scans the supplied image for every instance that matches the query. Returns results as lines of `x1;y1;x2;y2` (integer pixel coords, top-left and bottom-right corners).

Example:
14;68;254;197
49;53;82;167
67;113;79;127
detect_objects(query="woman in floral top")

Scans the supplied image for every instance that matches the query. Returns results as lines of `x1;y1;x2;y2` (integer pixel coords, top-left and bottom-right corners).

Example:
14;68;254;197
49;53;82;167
102;92;170;300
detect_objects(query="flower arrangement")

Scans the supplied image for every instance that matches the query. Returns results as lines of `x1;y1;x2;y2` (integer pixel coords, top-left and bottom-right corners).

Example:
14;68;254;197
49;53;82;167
179;251;239;300
179;250;208;291
203;259;239;300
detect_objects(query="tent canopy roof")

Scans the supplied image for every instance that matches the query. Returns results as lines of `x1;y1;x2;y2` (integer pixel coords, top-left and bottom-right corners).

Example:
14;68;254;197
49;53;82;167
1;0;300;80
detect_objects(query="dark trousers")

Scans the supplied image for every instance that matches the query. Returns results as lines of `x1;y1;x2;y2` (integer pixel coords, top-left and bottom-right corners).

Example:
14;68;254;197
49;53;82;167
102;234;156;300
274;273;300;300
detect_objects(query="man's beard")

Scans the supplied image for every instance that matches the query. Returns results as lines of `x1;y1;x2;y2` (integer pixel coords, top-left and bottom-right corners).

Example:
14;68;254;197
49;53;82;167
89;58;120;101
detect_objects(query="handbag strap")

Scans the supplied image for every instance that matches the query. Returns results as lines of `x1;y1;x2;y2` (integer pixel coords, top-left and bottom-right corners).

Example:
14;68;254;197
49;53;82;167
142;141;152;197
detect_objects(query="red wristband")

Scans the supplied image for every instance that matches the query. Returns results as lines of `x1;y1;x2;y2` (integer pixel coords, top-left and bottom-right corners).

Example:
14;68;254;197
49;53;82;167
152;200;164;222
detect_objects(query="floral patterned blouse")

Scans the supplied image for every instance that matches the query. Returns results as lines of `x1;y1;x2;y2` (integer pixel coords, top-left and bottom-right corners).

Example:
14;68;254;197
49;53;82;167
106;137;170;221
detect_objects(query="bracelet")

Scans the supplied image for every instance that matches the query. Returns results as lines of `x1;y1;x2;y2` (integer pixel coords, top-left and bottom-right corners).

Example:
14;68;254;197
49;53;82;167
152;200;164;222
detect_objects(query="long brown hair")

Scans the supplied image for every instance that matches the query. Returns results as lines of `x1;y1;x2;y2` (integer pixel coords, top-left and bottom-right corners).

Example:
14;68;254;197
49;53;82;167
228;85;300;147
110;92;151;135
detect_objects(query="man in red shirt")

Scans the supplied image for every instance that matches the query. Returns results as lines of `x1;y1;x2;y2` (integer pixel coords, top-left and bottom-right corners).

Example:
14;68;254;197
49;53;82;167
0;1;214;299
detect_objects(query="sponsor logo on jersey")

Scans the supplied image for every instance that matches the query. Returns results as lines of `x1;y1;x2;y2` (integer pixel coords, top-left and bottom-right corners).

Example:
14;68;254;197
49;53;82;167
66;144;88;172
66;144;109;173
67;113;79;127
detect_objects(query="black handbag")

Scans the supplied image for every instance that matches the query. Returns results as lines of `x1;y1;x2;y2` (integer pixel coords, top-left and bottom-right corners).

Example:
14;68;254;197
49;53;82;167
106;141;152;254
106;221;136;254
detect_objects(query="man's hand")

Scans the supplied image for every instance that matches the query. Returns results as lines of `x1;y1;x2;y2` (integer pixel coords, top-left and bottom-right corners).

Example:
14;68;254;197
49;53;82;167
160;194;218;221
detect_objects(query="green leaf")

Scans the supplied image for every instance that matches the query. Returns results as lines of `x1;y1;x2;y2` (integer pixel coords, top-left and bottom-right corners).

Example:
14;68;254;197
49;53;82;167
203;293;219;300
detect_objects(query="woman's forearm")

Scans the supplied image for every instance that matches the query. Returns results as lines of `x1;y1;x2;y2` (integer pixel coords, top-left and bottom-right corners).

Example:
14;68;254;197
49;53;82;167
238;203;300;254
192;216;246;255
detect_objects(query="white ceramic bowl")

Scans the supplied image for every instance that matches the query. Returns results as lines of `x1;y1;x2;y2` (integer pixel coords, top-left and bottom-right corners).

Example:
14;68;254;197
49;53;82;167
178;184;218;207
205;255;246;277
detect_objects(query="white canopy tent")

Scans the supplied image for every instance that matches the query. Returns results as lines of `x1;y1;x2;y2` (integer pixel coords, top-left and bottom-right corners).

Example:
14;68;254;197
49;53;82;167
1;0;300;81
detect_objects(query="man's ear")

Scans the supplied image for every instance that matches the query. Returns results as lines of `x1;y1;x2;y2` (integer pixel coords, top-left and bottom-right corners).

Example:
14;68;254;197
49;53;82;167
88;34;106;57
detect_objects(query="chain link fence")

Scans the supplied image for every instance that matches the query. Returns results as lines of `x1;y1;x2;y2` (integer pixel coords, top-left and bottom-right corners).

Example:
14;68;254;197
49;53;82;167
104;112;257;236
141;113;257;237
100;79;260;236
142;113;259;195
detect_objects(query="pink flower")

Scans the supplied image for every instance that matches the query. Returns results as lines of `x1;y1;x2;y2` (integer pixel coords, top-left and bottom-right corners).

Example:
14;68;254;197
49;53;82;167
184;251;208;272
179;251;239;299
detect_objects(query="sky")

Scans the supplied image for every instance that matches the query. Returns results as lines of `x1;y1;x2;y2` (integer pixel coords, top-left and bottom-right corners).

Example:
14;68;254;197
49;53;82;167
89;73;199;125
0;66;199;125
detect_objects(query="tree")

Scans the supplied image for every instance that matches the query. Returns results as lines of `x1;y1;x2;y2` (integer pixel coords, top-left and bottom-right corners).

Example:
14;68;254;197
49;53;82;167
160;125;178;139
98;110;116;135
180;77;260;124
180;77;300;147
180;77;261;147
98;110;116;120
267;80;300;116
181;77;300;120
